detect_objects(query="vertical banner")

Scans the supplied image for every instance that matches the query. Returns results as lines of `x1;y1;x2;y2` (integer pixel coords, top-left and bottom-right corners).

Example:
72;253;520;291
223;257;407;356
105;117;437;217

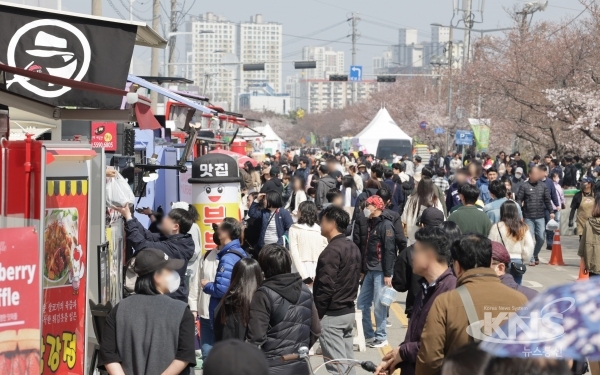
107;221;124;305
42;179;88;375
0;227;40;375
469;118;491;151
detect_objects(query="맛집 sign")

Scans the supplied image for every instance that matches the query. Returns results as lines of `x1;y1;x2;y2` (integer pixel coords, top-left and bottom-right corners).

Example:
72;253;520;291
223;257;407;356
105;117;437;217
455;130;474;146
0;227;41;375
91;122;117;151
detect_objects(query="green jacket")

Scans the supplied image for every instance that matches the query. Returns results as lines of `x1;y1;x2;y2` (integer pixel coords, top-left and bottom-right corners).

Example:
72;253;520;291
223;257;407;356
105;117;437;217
447;205;492;236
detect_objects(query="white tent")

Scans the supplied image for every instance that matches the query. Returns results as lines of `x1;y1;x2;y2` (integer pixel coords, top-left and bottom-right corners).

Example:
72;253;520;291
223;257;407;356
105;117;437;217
254;124;284;154
353;108;411;155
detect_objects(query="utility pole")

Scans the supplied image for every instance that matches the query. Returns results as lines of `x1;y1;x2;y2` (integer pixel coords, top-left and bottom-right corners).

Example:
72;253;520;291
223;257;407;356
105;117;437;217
91;0;102;16
350;13;359;104
447;25;454;136
150;0;160;111
168;0;178;77
462;0;473;65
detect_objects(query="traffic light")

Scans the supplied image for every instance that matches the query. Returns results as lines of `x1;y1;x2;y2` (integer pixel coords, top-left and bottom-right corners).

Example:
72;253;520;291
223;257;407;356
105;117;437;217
124;128;135;156
377;76;396;83
243;63;265;71
329;75;348;81
294;61;317;69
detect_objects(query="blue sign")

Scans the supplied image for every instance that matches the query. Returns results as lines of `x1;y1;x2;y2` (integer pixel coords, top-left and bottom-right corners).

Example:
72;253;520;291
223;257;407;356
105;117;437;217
455;130;474;146
349;66;363;81
434;127;445;134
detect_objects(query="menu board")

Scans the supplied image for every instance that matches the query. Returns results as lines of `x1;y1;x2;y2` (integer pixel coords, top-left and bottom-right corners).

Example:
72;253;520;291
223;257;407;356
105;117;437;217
0;227;40;375
42;179;88;374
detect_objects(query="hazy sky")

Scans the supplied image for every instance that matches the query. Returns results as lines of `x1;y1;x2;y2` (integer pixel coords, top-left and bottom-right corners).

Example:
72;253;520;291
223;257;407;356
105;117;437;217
5;0;587;81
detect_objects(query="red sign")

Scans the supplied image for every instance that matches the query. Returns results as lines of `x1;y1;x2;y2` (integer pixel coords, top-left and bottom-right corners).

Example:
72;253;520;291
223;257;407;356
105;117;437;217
42;179;88;374
91;122;117;151
0;227;40;375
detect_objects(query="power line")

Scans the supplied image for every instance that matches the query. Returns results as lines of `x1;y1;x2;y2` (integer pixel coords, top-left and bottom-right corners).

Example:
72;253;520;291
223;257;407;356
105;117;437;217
283;20;346;46
282;33;392;47
282;36;347;59
310;0;431;36
106;0;126;19
547;7;587;38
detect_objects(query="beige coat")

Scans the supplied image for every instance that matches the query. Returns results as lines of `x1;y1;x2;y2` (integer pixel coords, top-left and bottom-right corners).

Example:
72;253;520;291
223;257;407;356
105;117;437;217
578;217;600;274
416;268;528;375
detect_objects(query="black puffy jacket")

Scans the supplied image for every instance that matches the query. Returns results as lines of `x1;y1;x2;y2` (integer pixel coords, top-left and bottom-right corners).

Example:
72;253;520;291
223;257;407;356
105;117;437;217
364;211;397;277
247;273;320;375
515;180;554;219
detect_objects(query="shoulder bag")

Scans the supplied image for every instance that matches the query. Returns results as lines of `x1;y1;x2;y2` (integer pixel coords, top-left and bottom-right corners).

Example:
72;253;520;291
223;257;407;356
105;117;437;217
497;224;526;277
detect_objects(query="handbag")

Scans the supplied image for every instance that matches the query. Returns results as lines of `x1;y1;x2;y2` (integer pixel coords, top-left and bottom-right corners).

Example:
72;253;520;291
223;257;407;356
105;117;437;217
497;224;527;277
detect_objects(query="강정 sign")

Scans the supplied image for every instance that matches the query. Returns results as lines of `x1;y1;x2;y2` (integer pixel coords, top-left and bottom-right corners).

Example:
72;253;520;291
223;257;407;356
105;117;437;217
0;4;137;109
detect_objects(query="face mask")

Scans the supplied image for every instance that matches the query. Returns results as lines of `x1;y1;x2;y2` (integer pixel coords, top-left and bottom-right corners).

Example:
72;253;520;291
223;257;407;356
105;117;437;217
515;173;522;179
363;208;372;218
167;271;180;293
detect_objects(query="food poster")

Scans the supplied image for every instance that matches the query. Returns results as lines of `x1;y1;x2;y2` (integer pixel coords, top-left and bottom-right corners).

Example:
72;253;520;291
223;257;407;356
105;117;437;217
107;222;123;305
0;227;41;375
42;179;88;374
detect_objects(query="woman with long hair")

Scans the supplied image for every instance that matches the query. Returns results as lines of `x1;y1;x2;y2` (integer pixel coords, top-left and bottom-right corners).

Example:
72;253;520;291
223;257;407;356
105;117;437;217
248;190;293;250
341;175;358;208
570;177;596;238
488;201;534;283
213;258;263;341
288;201;328;290
284;176;307;222
401;177;446;243
578;195;600;277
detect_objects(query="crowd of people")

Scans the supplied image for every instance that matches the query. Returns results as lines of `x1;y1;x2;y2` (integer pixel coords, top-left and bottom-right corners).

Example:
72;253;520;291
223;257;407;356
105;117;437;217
97;147;600;375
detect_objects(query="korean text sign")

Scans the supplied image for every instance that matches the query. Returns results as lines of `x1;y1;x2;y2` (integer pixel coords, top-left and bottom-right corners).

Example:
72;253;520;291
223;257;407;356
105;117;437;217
91;122;117;151
42;179;88;374
0;227;41;375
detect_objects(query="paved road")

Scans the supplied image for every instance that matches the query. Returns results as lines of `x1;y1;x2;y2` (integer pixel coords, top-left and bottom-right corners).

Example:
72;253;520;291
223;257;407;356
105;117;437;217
196;235;583;374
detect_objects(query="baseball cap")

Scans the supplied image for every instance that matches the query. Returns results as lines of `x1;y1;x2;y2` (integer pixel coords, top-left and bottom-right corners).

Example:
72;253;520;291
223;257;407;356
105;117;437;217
262;167;271;176
358;163;366;168
419;207;445;227
491;241;511;265
515;167;523;175
594;167;600;174
582;176;594;183
204;339;269;375
133;248;185;276
366;195;385;211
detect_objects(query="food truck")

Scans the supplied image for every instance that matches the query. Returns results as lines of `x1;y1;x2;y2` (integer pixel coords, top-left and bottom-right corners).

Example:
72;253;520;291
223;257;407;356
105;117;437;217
0;3;167;374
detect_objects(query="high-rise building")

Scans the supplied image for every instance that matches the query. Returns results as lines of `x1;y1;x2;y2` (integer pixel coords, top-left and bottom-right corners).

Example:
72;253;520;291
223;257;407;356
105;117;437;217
188;13;238;108
301;46;344;80
239;14;283;94
297;80;381;114
397;28;419;67
430;26;450;61
186;13;282;111
373;49;393;75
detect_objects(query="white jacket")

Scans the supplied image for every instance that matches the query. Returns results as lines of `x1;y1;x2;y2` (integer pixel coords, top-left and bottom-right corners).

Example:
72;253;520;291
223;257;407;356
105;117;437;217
488;222;534;263
188;249;218;318
288;223;328;280
285;190;307;218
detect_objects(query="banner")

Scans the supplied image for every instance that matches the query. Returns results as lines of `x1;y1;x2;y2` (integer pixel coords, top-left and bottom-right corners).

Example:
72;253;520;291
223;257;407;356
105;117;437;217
469;118;491;151
42;179;88;374
0;227;40;375
91;122;117;151
0;4;137;109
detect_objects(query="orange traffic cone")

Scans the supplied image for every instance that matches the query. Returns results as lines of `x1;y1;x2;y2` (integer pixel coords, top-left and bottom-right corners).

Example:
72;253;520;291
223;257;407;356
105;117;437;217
578;258;589;281
548;230;566;266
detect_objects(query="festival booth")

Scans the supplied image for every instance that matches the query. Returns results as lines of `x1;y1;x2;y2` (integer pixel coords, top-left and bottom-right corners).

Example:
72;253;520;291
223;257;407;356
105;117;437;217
352;107;413;160
0;3;166;374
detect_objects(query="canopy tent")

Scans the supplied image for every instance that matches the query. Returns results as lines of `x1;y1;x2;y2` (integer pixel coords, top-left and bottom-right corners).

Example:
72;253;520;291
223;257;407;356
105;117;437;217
253;124;284;154
352;107;411;155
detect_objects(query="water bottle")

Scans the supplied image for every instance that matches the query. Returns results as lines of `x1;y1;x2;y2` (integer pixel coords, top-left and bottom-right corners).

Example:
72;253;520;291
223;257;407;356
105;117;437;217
380;286;397;307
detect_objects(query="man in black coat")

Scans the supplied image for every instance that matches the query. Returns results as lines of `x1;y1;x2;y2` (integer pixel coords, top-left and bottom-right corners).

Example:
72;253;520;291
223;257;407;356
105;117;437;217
314;207;362;374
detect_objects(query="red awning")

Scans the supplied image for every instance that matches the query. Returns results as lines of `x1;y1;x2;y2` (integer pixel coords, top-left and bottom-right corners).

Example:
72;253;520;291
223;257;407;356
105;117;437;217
134;103;161;130
0;63;128;97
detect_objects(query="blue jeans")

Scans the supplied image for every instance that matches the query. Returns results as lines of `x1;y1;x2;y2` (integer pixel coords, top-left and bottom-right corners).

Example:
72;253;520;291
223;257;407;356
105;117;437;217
200;317;214;359
357;270;387;341
525;218;546;261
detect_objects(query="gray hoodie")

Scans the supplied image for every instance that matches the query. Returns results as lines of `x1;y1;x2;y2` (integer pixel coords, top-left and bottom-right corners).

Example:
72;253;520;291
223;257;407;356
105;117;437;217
315;175;337;210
